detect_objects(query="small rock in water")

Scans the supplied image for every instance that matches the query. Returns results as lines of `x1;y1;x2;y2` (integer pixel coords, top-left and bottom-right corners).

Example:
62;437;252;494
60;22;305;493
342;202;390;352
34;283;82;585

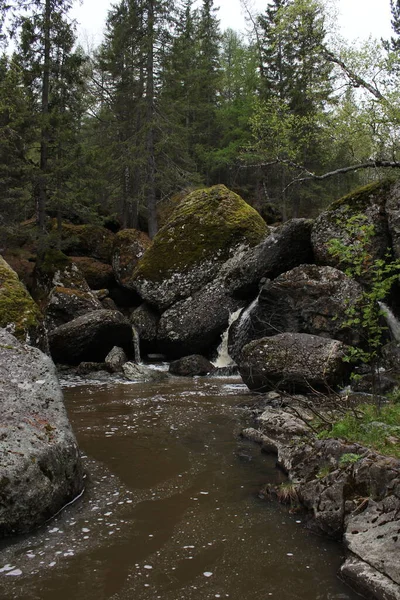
6;569;22;576
203;572;213;577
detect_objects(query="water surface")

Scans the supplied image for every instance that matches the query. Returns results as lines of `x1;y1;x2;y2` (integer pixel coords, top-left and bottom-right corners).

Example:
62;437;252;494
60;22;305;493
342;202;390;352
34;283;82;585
0;374;361;600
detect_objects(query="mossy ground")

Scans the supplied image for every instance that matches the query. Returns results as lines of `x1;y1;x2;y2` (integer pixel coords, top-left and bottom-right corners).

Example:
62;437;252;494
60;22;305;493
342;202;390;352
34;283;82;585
134;185;268;282
0;256;42;341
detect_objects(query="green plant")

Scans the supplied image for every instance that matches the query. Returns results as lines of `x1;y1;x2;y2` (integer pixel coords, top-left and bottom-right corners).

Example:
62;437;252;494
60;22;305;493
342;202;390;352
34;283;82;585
320;402;400;458
339;453;362;467
276;482;299;504
328;212;400;404
316;465;332;479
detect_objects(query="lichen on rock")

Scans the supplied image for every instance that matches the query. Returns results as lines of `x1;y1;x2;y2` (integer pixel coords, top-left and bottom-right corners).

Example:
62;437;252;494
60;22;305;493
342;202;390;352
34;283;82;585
130;184;268;310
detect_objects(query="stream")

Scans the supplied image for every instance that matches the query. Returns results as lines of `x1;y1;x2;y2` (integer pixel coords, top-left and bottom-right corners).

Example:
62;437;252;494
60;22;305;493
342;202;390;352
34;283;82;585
0;371;361;600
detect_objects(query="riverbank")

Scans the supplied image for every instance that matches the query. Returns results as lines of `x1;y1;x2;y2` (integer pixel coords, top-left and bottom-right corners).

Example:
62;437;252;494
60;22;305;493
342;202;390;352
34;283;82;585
242;393;400;600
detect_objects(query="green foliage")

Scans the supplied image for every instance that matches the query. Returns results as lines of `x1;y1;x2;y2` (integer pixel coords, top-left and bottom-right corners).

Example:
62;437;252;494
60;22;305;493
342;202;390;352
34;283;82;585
322;403;400;458
328;212;400;366
338;453;362;466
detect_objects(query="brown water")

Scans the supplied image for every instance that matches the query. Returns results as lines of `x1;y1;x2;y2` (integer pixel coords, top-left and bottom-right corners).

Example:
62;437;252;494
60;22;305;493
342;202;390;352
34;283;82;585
0;372;361;600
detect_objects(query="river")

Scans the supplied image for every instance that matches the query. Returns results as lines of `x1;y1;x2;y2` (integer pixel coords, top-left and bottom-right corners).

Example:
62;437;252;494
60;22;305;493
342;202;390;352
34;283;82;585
0;371;361;600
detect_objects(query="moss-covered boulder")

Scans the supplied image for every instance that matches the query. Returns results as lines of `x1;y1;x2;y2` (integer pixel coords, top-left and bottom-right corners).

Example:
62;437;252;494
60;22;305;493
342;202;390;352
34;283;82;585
311;181;392;273
130;185;268;310
112;229;151;288
0;256;46;349
55;222;115;263
34;250;103;330
71;256;115;290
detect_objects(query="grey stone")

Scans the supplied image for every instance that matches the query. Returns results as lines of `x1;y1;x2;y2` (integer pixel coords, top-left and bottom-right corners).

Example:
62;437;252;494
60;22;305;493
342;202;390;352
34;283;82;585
224;218;314;298
0;329;83;537
239;332;349;393
122;362;168;382
229;265;364;364
169;354;214;376
105;346;128;373
49;310;132;365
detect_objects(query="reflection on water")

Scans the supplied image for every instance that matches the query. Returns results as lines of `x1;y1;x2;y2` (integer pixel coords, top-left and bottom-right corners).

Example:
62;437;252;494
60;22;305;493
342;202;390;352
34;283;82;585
0;375;360;600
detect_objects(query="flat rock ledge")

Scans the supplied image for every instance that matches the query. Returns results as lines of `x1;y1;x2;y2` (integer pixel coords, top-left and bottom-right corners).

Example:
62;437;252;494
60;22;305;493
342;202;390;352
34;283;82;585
0;329;83;537
242;404;400;600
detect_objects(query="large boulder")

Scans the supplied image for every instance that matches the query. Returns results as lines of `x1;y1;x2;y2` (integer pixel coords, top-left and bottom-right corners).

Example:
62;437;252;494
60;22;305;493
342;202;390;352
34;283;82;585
0;255;46;349
71;256;115;290
225;218;314;298
34;251;103;331
56;222;115;263
239;333;349;393
129;185;268;310
311;180;391;273
112;229;151;288
0;330;83;536
229;265;364;364
157;281;243;358
48;310;132;365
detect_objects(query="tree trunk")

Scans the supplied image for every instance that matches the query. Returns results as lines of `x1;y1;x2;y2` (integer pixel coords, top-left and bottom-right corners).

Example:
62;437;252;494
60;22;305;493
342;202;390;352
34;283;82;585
38;0;51;234
146;0;157;239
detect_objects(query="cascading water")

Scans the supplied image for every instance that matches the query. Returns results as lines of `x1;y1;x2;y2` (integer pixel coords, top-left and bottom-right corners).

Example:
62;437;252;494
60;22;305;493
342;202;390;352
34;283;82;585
379;302;400;343
212;308;243;368
132;325;142;363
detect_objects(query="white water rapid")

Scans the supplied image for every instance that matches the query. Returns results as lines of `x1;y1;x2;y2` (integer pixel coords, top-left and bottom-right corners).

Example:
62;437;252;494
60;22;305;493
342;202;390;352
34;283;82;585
379;302;400;343
212;308;243;368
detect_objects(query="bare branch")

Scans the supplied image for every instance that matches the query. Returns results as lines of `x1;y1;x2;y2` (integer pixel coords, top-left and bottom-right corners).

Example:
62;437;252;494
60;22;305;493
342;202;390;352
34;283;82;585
324;49;385;101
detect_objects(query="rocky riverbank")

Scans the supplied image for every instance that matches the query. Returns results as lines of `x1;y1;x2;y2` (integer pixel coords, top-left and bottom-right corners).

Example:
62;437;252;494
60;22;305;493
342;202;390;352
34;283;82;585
242;395;400;600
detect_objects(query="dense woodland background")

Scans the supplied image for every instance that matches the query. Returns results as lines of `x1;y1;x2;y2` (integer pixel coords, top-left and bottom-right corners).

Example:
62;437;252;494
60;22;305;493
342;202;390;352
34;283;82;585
1;0;400;241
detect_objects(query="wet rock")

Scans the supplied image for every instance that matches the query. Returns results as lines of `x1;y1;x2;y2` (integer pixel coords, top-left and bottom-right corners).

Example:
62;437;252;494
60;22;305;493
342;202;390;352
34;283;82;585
169;354;214;376
224;219;314;299
76;361;107;375
105;346;128;373
157;281;243;358
48;310;132;365
112;229;151;288
122;361;168;382
0;255;46;350
130;185;268;311
341;555;400;600
130;303;160;354
229;265;364;364
239;333;349;393
311;181;391;277
71;256;115;290
0;329;83;536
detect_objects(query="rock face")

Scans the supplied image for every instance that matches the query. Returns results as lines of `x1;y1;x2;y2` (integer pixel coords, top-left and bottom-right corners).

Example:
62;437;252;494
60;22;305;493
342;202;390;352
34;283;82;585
229;265;364;363
130;185;268;310
0;255;46;349
48;310;132;365
311;180;392;271
225;218;314;298
157;281;243;357
239;333;349;393
0;329;83;536
169;354;214;376
112;229;151;288
71;257;115;290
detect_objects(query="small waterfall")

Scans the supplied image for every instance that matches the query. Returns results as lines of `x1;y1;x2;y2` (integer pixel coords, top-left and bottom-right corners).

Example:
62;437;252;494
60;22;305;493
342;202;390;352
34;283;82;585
132;325;142;363
236;294;259;329
212;308;243;369
379;302;400;343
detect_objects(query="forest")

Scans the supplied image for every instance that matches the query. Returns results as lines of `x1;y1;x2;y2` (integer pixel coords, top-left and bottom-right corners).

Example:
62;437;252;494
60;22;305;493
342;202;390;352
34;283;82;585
1;0;400;239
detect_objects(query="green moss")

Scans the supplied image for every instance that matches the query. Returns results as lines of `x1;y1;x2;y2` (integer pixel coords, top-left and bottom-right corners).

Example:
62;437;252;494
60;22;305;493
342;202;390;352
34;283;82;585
134;185;268;282
329;179;395;212
0;256;42;341
58;223;114;262
37;249;71;277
